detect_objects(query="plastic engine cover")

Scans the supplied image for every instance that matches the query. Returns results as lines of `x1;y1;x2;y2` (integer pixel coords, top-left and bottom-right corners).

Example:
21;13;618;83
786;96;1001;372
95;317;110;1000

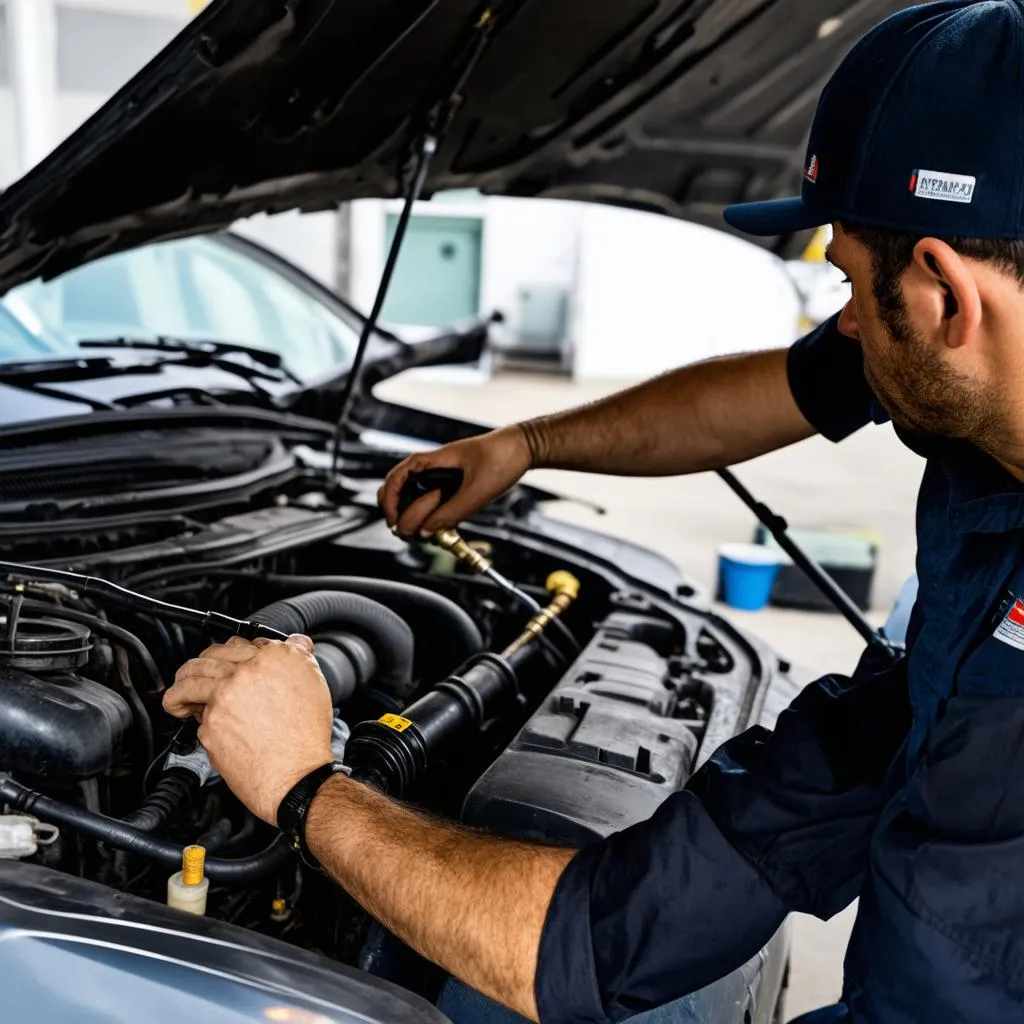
462;612;701;844
0;667;132;779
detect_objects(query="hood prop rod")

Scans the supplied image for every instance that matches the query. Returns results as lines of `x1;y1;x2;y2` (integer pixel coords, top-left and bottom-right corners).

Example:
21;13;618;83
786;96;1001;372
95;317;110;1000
329;131;438;476
330;5;504;475
716;468;901;662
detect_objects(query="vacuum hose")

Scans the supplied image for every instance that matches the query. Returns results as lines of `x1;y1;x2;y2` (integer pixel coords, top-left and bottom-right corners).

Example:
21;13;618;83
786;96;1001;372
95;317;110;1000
344;572;580;796
120;769;198;833
0;774;290;882
253;591;414;700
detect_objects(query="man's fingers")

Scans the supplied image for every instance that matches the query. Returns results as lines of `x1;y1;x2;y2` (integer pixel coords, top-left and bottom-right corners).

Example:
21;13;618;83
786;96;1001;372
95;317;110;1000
164;659;235;716
420;492;475;536
197;639;261;664
287;634;315;653
168;702;206;722
396;490;442;537
380;458;422;525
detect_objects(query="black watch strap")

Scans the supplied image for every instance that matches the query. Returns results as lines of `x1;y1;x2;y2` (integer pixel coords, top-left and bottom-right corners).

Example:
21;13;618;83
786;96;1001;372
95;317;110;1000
277;760;351;870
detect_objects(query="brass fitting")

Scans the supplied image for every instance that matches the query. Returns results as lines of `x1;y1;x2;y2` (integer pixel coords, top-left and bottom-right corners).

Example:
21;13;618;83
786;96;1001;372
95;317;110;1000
435;528;493;574
545;571;580;601
503;571;581;658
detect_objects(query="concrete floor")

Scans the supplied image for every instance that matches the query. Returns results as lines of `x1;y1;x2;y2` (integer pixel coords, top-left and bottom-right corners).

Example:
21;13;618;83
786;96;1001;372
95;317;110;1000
379;369;926;1020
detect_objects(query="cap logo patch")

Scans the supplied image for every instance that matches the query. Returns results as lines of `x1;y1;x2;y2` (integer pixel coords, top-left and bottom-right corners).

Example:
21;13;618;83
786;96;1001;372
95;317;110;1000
804;154;819;184
912;169;976;204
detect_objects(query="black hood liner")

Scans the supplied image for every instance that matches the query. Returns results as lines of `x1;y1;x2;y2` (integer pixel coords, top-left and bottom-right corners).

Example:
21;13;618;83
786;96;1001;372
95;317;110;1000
0;0;911;293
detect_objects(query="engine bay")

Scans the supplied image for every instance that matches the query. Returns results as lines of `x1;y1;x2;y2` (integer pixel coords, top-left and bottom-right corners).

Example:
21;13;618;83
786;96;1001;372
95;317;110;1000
0;428;771;1001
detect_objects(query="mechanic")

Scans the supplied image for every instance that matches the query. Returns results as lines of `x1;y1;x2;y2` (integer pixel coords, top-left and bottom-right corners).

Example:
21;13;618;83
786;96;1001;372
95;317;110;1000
163;3;1024;1022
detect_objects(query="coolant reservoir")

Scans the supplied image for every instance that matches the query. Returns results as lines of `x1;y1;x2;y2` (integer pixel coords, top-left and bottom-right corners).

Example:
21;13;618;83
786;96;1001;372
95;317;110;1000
167;845;209;915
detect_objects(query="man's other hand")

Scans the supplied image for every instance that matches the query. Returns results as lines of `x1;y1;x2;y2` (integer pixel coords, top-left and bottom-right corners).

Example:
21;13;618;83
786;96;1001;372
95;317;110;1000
378;425;533;537
163;634;334;825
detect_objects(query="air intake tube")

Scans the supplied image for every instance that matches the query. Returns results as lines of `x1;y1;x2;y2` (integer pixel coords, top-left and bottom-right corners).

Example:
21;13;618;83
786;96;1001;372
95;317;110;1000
252;591;415;701
344;573;580;797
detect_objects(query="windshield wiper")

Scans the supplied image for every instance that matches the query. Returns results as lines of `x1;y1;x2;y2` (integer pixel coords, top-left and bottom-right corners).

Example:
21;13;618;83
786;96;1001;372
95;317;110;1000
78;336;303;386
0;339;298;409
0;356;158;410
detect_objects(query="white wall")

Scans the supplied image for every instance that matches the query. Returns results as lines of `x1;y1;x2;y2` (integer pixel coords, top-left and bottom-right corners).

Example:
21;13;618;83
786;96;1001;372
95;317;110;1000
476;197;581;334
572;206;802;380
351;195;804;381
350;195;581;333
0;88;19;184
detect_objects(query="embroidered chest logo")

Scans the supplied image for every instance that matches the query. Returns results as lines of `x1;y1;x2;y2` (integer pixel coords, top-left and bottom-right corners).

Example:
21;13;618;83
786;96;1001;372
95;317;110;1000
994;598;1024;649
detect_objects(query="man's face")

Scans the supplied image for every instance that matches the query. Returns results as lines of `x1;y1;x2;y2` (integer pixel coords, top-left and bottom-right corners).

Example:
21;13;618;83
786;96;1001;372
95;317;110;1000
827;225;994;441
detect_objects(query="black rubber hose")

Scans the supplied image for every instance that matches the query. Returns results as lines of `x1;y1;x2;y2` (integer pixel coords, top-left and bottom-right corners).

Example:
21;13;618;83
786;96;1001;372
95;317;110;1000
195;817;234;855
114;646;156;769
0;775;290;882
120;769;198;833
265;575;483;661
253;591;414;698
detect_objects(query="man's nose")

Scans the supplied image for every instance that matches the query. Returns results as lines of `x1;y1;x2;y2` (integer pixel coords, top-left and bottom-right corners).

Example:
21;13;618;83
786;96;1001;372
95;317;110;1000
837;300;861;341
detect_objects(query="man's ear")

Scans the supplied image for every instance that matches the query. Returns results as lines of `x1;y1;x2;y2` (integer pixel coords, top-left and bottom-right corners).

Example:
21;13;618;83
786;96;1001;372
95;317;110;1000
911;238;982;349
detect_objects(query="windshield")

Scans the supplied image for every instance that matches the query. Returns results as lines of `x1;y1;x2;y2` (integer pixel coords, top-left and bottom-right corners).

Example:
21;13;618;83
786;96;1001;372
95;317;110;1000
1;235;360;380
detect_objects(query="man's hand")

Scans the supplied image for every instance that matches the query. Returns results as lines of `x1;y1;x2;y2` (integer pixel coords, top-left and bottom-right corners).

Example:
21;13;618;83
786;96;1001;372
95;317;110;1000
165;635;574;1021
163;635;334;825
378;425;533;537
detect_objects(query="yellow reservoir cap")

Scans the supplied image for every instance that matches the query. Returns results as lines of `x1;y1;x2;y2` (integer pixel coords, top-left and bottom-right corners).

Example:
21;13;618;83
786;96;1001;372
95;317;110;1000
182;844;206;887
545;571;580;599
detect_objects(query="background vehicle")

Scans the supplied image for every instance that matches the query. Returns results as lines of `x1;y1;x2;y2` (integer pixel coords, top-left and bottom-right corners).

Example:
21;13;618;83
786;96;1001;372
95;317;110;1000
3;233;363;379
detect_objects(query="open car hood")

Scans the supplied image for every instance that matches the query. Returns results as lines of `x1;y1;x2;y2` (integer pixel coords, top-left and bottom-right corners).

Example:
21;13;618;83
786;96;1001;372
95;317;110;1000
0;0;911;293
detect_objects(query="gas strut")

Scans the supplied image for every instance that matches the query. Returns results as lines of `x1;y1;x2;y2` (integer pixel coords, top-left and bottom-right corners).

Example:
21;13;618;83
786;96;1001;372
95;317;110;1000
716;469;902;662
330;4;505;475
344;571;580;796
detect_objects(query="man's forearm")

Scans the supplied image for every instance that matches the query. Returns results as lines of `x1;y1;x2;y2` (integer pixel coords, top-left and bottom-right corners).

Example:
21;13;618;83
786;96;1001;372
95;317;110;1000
306;775;575;1021
518;348;814;476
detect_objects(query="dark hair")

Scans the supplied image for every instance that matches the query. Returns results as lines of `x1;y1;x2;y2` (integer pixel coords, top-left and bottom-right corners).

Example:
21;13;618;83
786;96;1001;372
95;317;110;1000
842;223;1024;328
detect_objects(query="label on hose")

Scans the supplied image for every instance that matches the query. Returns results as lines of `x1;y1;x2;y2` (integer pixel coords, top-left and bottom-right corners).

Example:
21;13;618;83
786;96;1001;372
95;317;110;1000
379;713;414;733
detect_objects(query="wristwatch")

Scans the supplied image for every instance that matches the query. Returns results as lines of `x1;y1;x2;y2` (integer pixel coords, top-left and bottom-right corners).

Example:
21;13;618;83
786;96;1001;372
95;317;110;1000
276;760;352;871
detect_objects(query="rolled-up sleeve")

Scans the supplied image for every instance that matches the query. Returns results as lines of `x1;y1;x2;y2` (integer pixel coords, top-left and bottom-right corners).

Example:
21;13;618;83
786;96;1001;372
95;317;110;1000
787;314;888;442
536;791;787;1024
535;646;911;1024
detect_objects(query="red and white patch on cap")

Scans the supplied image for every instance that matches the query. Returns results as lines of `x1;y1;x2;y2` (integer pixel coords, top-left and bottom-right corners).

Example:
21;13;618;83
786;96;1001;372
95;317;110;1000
994;598;1024;649
804;154;819;184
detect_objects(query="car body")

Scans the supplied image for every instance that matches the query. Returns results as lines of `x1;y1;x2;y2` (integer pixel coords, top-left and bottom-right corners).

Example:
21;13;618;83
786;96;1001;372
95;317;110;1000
0;2;916;1021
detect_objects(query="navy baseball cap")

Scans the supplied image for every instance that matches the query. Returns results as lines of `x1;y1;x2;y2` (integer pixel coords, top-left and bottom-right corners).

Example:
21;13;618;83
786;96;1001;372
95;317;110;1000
724;1;1024;239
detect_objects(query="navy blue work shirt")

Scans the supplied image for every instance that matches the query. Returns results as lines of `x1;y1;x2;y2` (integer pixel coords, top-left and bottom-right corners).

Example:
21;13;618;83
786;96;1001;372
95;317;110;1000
536;315;1024;1023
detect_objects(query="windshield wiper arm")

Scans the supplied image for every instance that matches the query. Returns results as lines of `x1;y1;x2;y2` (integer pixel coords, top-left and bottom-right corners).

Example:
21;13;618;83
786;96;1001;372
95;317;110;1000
0;338;303;412
0;357;160;410
0;356;137;383
78;336;303;386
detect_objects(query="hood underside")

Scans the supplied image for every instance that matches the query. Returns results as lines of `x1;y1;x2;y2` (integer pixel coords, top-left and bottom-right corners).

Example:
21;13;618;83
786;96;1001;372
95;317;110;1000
0;0;911;293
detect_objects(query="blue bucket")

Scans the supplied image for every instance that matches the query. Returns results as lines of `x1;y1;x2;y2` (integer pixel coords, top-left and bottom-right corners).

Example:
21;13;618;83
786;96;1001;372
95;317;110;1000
719;543;783;611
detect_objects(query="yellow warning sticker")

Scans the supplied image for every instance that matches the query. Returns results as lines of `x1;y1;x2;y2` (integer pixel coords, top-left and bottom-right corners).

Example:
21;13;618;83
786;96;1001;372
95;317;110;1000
379;713;413;732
